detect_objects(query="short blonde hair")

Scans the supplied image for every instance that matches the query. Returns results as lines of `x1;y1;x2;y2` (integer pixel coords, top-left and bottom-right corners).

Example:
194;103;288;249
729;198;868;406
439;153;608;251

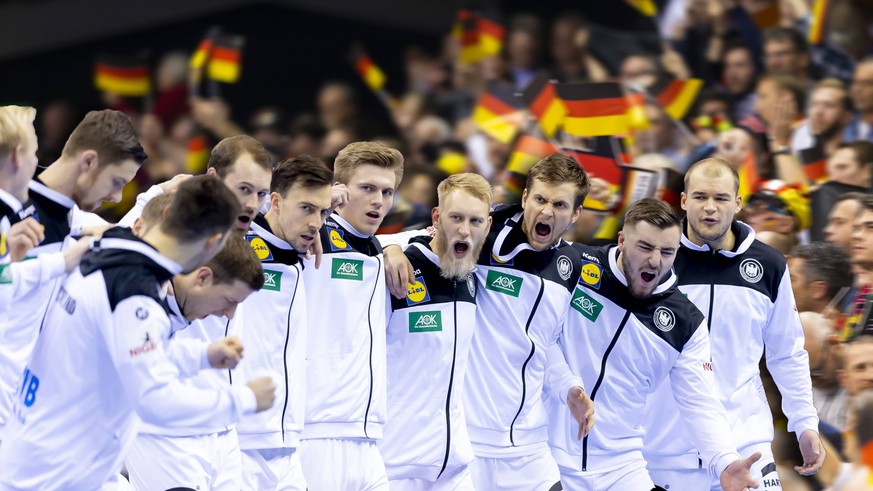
0;106;36;157
437;172;493;209
333;141;404;188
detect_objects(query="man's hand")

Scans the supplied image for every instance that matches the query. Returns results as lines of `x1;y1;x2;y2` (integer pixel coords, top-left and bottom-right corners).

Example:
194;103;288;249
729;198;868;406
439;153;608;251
567;386;595;440
158;174;193;194
78;224;115;240
208;336;244;369
8;218;44;262
719;452;761;491
246;376;276;413
306;237;324;269
330;183;350;213
62;237;92;272
384;245;414;299
795;429;826;476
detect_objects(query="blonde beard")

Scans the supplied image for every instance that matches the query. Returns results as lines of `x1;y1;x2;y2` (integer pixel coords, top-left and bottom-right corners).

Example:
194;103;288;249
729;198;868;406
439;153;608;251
434;229;482;281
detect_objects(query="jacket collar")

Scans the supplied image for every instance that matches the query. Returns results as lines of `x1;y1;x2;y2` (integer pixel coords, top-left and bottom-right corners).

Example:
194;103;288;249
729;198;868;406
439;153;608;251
492;209;564;263
680;219;755;258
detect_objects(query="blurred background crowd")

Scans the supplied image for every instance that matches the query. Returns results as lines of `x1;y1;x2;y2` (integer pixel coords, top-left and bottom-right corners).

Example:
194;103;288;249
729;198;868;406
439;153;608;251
3;0;873;488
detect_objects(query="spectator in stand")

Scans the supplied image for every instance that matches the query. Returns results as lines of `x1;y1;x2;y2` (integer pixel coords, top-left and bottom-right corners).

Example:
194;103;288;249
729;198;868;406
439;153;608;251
791;79;854;156
505;14;544;90
548;12;608;83
720;43;759;121
762;27;816;87
824;193;866;256
846;58;873;143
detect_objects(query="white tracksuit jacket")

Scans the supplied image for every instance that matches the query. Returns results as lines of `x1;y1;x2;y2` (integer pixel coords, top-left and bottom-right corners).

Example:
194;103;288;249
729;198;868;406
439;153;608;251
642;221;819;471
549;244;740;481
301;213;388;441
0;228;256;490
0;179;80;434
231;216;307;449
379;238;477;481
463;205;583;457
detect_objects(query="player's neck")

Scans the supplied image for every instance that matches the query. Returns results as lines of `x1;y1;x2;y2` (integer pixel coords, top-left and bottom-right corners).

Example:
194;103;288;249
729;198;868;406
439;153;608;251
36;157;77;199
141;229;207;272
0;169;28;204
263;210;286;242
690;228;736;252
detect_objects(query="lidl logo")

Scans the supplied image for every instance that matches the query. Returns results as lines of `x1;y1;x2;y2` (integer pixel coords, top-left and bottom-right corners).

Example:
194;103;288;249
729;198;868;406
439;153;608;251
0;231;6;257
406;276;431;306
248;236;273;261
409;311;442;332
331;258;364;281
329;229;351;251
579;261;602;289
571;288;602;322
263;269;282;292
485;270;522;297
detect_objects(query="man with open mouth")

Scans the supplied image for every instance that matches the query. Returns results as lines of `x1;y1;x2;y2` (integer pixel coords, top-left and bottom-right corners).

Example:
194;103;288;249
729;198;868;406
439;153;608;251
554;198;759;491
379;173;492;489
643;158;823;490
383;154;594;490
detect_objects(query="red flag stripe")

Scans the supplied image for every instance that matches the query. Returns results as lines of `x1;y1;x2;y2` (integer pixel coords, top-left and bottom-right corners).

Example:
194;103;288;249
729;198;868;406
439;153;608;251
211;47;240;63
479;92;517;116
530;85;559;118
355;56;374;76
570;153;622;184
515;135;556;157
656;81;684;107
95;64;149;78
563;97;628;117
478;18;505;38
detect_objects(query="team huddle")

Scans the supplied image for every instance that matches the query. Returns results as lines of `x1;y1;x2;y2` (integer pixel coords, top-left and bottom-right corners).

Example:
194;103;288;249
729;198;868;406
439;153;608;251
0;108;823;491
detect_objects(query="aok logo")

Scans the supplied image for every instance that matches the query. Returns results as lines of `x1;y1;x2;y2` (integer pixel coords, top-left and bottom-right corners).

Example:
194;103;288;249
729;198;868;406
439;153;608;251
570;288;603;322
263;269;282;291
485;270;522;297
331;258;364;281
409;311;442;332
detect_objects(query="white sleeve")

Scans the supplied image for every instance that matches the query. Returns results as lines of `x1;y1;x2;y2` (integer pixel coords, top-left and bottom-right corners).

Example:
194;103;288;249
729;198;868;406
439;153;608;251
105;296;257;428
0;253;67;313
765;268;820;438
669;322;741;480
118;185;164;227
543;306;584;406
376;228;428;249
69;207;111;230
165;338;210;378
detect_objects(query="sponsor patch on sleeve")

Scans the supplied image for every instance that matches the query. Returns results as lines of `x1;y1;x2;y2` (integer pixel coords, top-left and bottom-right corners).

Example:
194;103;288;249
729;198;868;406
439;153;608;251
579;260;602;289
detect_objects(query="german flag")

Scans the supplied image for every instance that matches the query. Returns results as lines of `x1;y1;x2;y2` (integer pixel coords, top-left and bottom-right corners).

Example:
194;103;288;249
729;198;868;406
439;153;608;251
738;153;760;201
626;0;658;16
563;136;626;186
808;0;830;45
799;142;828;183
472;81;522;144
652;78;703;120
478;13;505;57
503;171;528;203
658;167;685;208
207;33;244;83
190;37;212;70
94;54;151;97
451;9;473;40
506;132;557;176
556;83;629;137
186;135;210;174
521;74;567;139
459;13;483;64
354;51;386;93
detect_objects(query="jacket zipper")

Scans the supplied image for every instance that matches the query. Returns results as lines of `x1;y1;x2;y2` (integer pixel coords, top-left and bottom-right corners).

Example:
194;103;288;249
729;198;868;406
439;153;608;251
362;256;382;438
280;267;300;443
509;278;545;446
707;250;716;331
582;310;631;471
225;318;232;384
437;280;459;479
